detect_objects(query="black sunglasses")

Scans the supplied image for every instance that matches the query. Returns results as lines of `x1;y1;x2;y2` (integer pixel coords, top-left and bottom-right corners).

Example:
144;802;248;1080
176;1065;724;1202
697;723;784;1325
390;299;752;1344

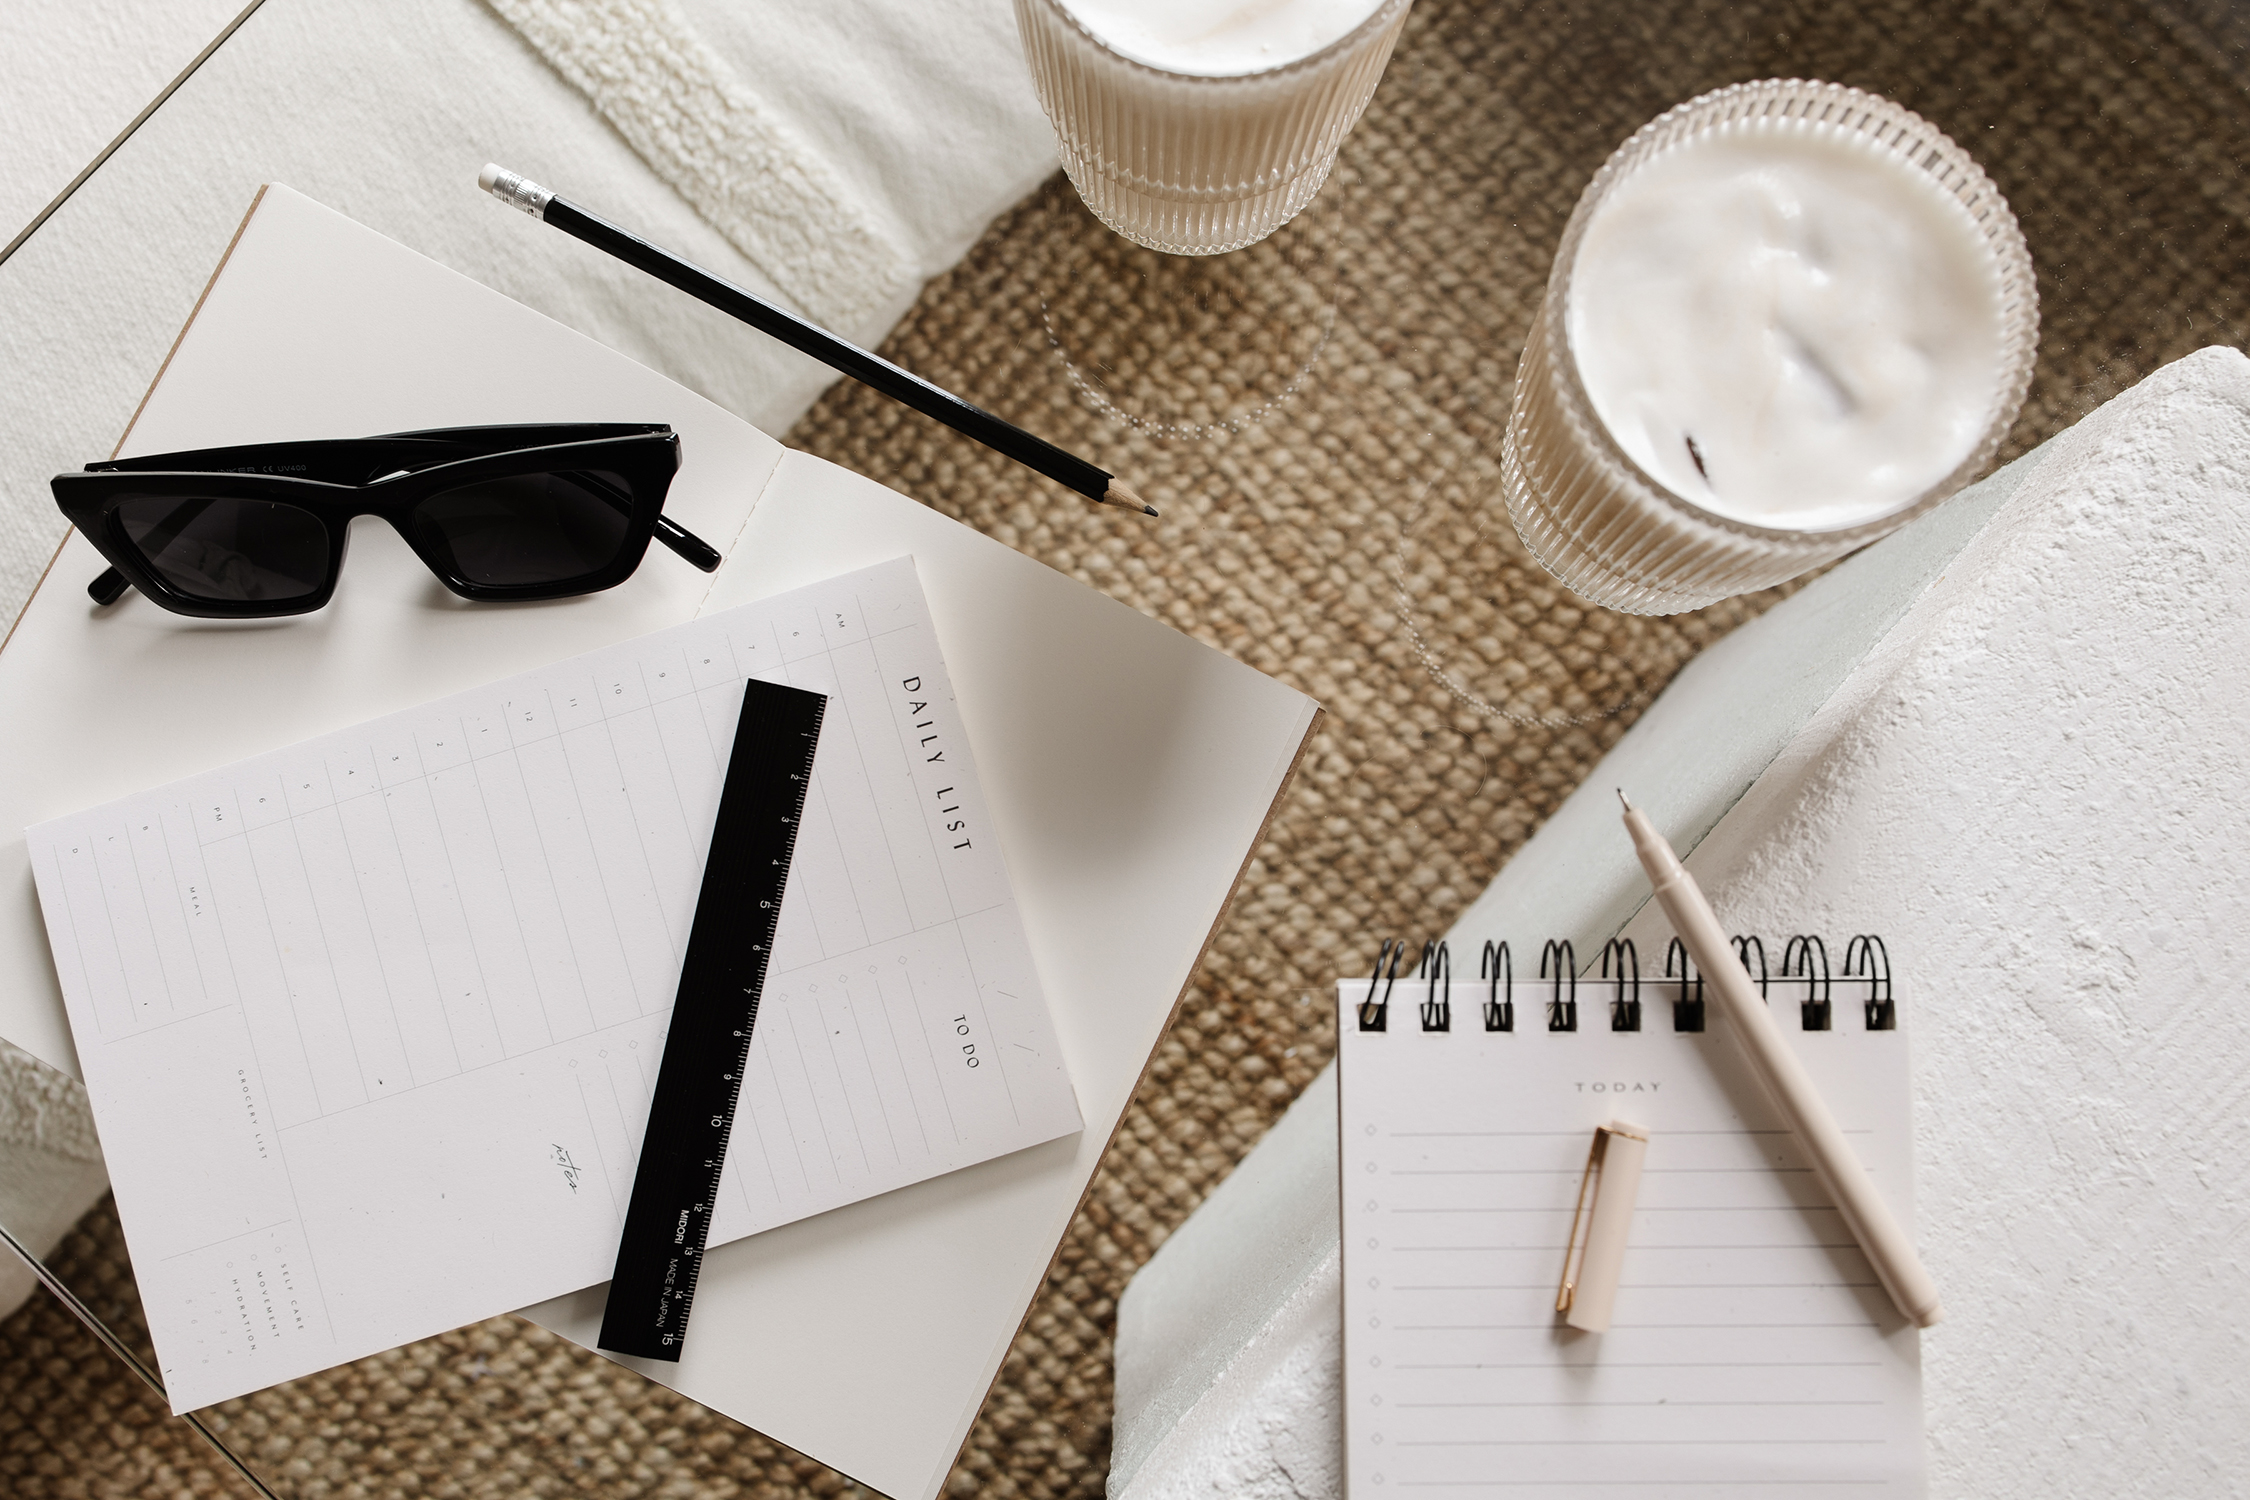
52;423;720;619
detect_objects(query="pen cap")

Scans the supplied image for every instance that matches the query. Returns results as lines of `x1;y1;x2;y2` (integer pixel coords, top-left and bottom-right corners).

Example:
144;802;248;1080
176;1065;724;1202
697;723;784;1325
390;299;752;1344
1563;1121;1649;1334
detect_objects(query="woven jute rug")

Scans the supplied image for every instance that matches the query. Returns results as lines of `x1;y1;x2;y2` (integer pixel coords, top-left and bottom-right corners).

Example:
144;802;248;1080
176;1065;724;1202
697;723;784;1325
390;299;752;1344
8;0;2248;1494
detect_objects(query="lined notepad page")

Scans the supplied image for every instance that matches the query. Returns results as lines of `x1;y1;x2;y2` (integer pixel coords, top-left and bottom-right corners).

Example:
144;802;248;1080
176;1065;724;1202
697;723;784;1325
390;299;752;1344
1337;977;1924;1496
30;557;1080;1411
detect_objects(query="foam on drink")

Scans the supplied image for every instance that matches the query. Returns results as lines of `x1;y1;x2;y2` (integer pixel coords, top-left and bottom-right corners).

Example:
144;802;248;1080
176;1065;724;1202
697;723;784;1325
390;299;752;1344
1059;0;1387;76
1566;119;2008;531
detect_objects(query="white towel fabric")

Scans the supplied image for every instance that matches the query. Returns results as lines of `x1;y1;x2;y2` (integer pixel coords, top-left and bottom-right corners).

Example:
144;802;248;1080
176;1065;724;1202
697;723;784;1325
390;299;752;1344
0;1038;108;1317
0;0;249;246
492;0;919;333
0;0;1058;1319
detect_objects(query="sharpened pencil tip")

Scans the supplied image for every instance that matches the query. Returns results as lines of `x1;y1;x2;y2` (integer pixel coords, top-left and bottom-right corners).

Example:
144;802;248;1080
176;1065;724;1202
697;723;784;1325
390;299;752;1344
1103;479;1157;519
1617;788;1633;811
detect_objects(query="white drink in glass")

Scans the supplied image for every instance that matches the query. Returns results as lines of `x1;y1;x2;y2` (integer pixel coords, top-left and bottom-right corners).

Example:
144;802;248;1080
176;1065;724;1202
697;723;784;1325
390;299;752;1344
1503;79;2039;614
1058;0;1389;74
1013;0;1413;255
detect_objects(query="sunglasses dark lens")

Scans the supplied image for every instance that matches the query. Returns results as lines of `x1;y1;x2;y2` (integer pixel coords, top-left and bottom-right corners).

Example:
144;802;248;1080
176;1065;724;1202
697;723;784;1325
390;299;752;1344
410;470;637;588
113;493;330;603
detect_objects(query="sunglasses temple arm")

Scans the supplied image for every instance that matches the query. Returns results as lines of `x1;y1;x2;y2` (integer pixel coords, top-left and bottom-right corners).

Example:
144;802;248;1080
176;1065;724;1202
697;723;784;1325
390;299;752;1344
654;514;722;573
86;493;236;605
568;467;716;574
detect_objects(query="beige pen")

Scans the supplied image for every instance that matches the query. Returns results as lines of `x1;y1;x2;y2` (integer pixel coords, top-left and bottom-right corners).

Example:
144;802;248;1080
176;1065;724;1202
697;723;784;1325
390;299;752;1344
1618;791;1943;1328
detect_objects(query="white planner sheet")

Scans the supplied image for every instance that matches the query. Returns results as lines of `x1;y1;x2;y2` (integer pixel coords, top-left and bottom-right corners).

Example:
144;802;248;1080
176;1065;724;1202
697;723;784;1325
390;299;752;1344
28;556;1081;1411
1337;964;1924;1496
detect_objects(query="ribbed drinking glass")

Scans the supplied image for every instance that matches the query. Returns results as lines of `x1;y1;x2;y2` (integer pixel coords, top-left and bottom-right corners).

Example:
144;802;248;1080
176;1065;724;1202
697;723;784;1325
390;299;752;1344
1013;0;1414;255
1503;79;2039;614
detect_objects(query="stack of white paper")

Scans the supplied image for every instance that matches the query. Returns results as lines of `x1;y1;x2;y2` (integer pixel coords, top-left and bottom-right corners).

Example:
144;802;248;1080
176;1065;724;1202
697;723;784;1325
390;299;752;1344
28;557;1080;1409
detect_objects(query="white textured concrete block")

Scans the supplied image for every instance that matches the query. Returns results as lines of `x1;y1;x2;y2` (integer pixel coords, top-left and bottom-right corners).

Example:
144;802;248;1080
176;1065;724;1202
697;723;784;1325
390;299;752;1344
1113;348;2250;1500
1616;346;2250;1498
1111;1072;1341;1498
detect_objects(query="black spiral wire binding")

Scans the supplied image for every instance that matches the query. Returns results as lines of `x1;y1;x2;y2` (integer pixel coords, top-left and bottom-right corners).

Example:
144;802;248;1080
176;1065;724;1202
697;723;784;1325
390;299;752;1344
1665;937;1705;1032
1482;941;1514;1032
1360;939;1407;1031
1731;934;1769;1000
1844;934;1895;1030
1782;935;1832;1030
1372;932;1890;1033
1419;940;1452;1032
1540;939;1578;1032
1601;938;1641;1032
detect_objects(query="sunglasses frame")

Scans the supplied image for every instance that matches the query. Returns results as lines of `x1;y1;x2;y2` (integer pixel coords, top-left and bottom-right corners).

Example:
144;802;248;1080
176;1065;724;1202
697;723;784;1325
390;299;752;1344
52;423;709;619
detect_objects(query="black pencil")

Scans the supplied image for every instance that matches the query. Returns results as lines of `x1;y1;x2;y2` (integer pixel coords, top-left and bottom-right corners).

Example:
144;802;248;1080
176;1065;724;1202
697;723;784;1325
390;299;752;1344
478;165;1155;518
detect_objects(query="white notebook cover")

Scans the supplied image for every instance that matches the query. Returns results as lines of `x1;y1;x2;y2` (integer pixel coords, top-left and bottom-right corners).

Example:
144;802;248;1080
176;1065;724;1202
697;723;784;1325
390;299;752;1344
1336;964;1924;1496
0;184;1321;1500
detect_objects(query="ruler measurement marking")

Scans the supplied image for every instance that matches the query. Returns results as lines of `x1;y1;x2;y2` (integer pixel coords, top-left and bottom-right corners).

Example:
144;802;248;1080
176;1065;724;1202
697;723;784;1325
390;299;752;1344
596;678;827;1362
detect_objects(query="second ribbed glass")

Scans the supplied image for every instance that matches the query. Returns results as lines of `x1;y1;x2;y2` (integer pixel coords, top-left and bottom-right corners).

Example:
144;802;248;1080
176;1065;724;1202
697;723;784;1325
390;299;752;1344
1012;0;1414;255
1502;80;2039;615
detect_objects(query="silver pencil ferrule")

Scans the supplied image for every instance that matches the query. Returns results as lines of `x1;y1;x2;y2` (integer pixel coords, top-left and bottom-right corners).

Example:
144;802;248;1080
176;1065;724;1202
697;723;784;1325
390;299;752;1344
479;163;553;219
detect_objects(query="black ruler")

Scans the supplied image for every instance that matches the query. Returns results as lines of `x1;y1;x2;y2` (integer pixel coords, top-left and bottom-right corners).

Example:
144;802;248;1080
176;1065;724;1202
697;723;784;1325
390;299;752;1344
597;677;826;1362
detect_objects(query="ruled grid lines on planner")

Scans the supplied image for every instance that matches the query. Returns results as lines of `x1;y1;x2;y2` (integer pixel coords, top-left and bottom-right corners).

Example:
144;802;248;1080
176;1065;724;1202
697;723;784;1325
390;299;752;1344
1336;974;1924;1497
29;557;1081;1413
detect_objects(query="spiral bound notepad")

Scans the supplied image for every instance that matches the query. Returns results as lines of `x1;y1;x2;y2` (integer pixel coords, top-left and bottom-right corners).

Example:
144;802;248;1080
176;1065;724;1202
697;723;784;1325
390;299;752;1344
1337;937;1925;1497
